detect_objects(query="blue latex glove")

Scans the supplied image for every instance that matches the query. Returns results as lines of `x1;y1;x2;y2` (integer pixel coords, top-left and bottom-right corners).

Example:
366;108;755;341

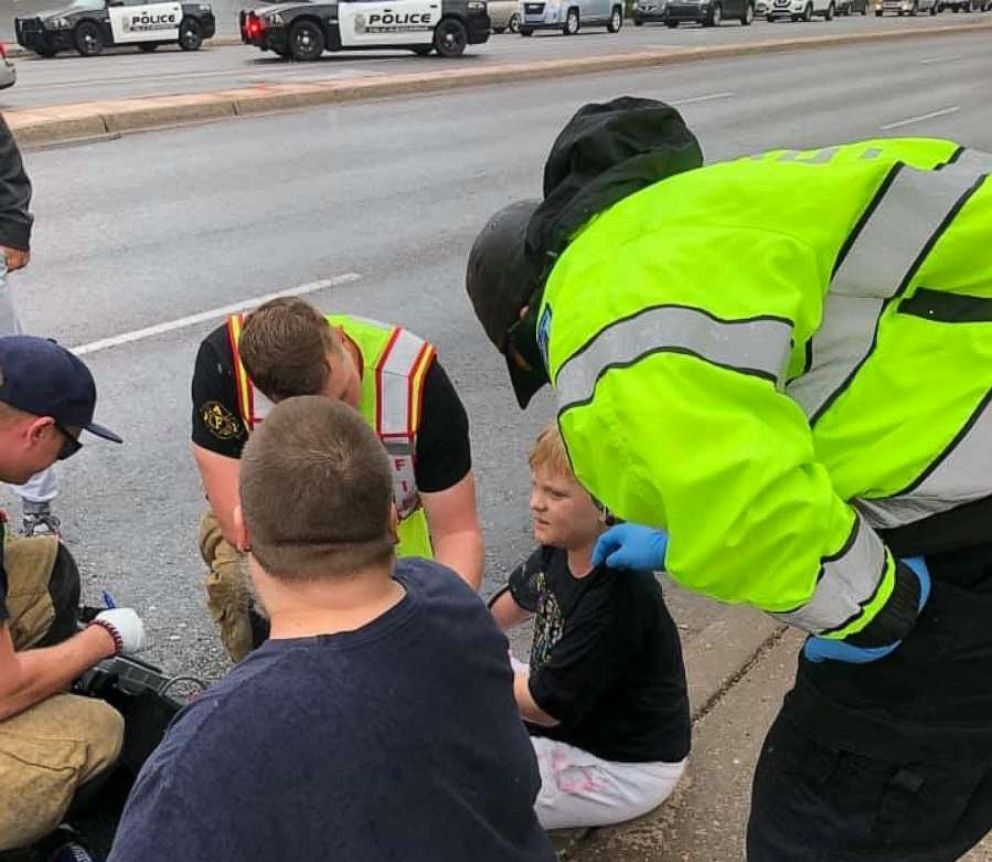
592;523;669;571
803;556;931;665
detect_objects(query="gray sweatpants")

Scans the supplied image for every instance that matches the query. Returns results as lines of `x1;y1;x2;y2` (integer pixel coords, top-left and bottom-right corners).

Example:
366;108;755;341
0;260;58;505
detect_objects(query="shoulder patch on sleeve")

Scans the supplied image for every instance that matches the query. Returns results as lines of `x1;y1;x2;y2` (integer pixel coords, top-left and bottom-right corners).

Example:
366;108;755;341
201;401;242;440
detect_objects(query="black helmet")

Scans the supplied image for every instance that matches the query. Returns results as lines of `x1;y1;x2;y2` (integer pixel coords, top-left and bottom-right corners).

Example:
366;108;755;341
465;199;550;408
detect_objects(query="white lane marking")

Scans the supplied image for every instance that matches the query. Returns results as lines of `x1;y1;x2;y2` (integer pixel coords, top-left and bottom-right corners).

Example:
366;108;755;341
72;272;361;356
918;54;962;65
880;105;960;131
671;91;735;106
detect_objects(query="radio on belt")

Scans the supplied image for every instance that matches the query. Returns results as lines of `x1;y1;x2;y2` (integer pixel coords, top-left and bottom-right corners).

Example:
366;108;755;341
14;0;216;57
239;0;490;60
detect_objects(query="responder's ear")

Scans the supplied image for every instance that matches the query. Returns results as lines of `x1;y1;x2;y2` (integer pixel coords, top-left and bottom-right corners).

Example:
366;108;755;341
24;415;56;447
232;504;252;554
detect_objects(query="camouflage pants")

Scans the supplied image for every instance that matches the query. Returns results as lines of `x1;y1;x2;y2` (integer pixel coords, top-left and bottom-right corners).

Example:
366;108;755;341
0;535;124;851
199;510;255;663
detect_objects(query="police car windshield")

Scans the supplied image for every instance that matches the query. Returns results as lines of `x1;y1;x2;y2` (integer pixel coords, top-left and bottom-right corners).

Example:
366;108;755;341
66;0;104;9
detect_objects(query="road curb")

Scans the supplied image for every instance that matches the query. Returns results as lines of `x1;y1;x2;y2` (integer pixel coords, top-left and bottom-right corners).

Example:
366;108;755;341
6;20;992;146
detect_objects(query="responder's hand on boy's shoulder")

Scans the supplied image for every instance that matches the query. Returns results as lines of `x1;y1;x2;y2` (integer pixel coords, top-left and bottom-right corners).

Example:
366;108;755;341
592;524;669;572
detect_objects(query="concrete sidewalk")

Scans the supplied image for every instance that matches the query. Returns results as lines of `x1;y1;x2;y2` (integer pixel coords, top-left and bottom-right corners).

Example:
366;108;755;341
557;629;992;861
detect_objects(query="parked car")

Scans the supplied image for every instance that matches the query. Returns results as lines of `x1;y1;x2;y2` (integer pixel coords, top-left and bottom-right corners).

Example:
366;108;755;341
14;0;215;58
633;0;755;25
765;0;837;19
489;0;522;30
0;44;15;91
519;0;623;34
241;0;489;59
873;0;938;14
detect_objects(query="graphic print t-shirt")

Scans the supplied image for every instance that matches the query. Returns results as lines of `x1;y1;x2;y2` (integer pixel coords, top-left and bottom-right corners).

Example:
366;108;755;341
508;546;691;764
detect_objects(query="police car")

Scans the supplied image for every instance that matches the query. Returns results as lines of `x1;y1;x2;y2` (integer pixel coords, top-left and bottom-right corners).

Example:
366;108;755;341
14;0;216;58
240;0;490;60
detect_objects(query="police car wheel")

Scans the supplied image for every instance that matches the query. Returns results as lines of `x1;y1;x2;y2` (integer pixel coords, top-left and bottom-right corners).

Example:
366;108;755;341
289;19;325;60
433;17;468;57
607;6;622;29
509;11;521;30
179;17;204;50
74;21;104;56
138;42;159;52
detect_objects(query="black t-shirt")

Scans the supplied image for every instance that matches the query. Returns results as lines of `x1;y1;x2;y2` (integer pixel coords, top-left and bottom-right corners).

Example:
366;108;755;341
509;546;691;764
190;323;471;494
108;560;556;862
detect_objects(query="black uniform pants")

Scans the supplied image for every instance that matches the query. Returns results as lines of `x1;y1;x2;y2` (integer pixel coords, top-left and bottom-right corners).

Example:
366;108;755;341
747;541;992;862
747;710;992;861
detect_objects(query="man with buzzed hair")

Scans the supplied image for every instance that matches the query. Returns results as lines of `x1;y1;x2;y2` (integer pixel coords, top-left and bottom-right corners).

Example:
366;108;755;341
190;297;482;661
112;397;555;862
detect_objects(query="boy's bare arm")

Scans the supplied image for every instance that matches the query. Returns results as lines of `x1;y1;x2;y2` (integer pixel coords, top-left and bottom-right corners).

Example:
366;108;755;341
489;588;532;632
514;673;559;727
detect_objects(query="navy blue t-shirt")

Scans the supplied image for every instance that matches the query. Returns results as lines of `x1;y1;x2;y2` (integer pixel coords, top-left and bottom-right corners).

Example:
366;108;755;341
108;559;555;862
0;521;8;622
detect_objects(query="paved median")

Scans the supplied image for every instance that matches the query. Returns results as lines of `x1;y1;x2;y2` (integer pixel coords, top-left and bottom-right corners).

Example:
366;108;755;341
5;19;992;147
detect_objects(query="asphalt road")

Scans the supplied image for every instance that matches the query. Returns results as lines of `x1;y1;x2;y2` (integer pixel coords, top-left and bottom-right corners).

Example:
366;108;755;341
1;9;989;108
0;31;989;687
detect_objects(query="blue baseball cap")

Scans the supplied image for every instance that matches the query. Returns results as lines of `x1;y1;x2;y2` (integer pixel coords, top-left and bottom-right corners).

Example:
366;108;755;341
0;336;122;446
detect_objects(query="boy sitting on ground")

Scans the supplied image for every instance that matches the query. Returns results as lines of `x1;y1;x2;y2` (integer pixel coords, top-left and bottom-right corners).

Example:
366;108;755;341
490;424;691;830
108;397;556;862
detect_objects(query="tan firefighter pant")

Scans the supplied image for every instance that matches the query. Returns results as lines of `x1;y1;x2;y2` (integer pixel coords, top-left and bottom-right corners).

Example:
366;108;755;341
0;535;124;851
199;510;254;663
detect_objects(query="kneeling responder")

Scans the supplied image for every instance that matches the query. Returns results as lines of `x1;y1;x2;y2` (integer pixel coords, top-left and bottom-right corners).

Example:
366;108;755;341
466;97;992;861
191;297;483;662
0;336;146;853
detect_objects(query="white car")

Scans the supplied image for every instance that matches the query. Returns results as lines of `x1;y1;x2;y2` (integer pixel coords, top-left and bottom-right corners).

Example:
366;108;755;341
489;0;522;30
874;0;938;13
0;44;15;91
765;0;837;19
519;0;623;34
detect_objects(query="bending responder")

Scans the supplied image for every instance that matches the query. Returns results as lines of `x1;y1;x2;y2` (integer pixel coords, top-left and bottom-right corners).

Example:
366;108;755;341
191;296;483;662
466;96;992;861
0;335;146;854
1;113;60;536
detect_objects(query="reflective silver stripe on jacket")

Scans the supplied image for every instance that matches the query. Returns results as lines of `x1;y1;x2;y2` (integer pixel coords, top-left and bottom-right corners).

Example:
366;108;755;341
857;391;992;530
771;512;888;635
787;164;985;422
377;326;430;519
378;327;427;437
948;148;992;174
555;305;792;413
